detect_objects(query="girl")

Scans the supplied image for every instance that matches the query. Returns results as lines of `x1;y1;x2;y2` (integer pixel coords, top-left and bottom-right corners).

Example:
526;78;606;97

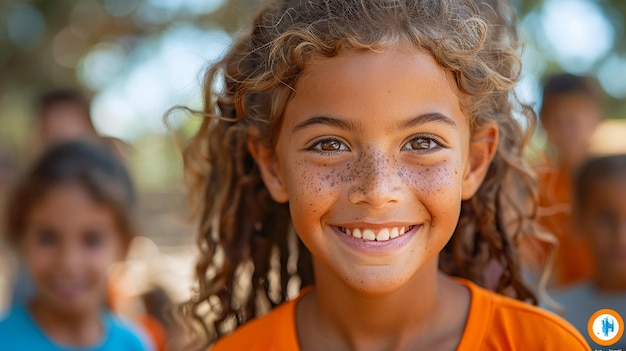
0;141;152;350
181;0;590;349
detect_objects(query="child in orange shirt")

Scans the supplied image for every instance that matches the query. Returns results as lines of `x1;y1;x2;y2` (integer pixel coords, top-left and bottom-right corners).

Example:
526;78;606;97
545;154;626;349
531;74;604;287
180;1;589;350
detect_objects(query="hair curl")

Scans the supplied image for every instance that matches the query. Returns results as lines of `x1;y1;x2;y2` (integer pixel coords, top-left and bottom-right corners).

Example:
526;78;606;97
181;0;539;347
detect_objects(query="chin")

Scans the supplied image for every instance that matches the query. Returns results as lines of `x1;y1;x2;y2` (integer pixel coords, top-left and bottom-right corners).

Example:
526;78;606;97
341;269;414;297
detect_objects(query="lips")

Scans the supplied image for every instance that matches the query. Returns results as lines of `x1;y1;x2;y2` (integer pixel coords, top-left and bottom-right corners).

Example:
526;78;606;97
337;225;415;241
51;280;85;300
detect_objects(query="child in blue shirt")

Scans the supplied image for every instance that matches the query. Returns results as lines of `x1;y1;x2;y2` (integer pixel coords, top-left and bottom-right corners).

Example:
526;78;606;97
0;141;152;350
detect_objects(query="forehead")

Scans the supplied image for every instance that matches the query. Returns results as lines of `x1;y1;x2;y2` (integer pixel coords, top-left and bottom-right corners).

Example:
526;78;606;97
585;175;626;207
28;184;111;219
541;93;601;116
284;46;467;131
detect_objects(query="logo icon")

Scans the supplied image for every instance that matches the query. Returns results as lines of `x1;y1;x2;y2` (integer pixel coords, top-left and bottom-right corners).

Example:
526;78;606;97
588;309;624;346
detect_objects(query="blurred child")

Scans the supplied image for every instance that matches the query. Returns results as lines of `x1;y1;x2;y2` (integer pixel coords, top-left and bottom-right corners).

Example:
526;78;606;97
546;154;626;349
10;90;116;307
181;0;589;349
36;89;129;159
0;141;153;350
37;89;98;147
530;74;604;287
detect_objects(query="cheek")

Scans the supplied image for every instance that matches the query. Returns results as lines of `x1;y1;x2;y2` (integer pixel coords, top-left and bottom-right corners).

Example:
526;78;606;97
90;244;123;271
288;160;342;217
397;161;461;196
401;162;463;224
25;258;50;284
590;236;613;260
21;241;52;275
584;216;612;250
287;154;463;212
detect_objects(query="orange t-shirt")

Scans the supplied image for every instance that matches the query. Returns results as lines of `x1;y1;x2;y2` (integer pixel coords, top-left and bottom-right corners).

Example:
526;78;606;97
210;279;589;350
534;165;594;287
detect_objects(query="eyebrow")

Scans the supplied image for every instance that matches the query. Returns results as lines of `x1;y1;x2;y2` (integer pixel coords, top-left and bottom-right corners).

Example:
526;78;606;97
293;115;363;133
292;112;457;134
395;112;457;131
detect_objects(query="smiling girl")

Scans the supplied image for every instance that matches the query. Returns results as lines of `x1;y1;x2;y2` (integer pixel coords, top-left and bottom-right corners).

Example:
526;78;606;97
181;0;589;350
0;141;152;350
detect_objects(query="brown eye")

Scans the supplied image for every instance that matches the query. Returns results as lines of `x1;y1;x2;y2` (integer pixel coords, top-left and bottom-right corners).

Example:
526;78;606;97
83;230;104;249
410;138;432;149
32;228;58;247
321;140;342;151
309;138;349;153
402;136;441;152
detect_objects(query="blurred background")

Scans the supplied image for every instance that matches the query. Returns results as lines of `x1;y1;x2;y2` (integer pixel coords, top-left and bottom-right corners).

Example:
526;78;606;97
0;0;625;331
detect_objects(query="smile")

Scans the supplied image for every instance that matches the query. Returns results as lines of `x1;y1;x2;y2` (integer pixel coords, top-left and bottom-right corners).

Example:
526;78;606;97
337;226;415;241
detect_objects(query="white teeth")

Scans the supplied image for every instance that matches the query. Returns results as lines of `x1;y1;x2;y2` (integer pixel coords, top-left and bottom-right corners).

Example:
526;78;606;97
362;229;376;241
390;227;399;239
376;228;390;241
341;226;413;241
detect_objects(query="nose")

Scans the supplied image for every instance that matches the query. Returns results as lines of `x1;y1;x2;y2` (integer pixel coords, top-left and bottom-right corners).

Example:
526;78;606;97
58;241;82;274
348;150;403;208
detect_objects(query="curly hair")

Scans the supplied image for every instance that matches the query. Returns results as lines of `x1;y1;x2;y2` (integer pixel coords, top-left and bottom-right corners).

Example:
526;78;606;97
181;0;539;347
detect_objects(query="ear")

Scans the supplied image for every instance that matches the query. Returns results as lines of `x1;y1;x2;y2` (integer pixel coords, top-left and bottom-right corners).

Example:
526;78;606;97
247;127;289;203
461;122;499;200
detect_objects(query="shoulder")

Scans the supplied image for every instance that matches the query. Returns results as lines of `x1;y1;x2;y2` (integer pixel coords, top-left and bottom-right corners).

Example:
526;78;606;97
105;314;155;351
210;295;302;351
456;278;589;350
0;304;29;333
0;305;48;348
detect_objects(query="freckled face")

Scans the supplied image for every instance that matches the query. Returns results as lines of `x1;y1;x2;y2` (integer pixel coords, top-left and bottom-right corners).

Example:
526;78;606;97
272;47;472;294
21;184;124;315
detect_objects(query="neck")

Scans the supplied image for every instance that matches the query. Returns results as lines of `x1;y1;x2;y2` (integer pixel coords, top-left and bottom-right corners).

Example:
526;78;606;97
29;297;104;347
300;258;463;350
